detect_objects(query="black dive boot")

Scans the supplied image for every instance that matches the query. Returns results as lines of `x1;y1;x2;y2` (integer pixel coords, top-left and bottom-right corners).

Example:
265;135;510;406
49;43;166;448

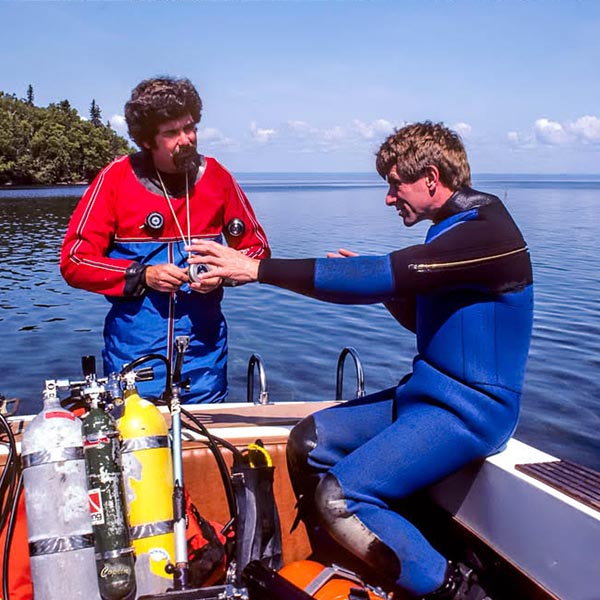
423;562;492;600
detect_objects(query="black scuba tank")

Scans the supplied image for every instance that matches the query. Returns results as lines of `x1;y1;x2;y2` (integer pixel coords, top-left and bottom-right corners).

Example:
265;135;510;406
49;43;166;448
81;357;136;600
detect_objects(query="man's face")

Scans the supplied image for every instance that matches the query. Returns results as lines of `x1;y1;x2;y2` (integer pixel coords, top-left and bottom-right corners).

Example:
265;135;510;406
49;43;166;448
385;165;438;227
145;113;198;173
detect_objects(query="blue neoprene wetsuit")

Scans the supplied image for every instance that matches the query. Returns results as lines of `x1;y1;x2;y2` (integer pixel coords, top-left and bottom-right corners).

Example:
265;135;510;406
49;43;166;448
258;188;533;597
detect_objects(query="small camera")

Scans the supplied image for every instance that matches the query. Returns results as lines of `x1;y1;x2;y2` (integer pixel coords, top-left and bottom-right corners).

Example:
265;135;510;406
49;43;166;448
188;262;211;283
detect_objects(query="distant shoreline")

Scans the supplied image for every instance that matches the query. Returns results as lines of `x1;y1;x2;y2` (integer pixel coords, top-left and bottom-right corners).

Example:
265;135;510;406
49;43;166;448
2;172;600;196
3;171;600;187
1;181;88;188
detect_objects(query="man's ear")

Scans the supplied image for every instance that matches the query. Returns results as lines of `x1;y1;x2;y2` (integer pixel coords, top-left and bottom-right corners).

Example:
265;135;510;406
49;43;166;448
425;165;440;197
425;165;440;186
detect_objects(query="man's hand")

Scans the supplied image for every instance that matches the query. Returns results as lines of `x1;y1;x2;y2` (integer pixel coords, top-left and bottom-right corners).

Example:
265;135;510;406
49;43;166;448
185;240;260;284
189;274;223;294
326;248;359;258
145;263;188;292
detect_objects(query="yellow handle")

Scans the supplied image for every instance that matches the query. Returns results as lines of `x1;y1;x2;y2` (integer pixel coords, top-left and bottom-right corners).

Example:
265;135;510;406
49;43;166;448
247;442;273;467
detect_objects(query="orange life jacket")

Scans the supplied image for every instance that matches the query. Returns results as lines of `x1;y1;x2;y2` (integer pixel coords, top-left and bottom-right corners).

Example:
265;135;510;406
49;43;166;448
0;487;33;600
0;487;226;599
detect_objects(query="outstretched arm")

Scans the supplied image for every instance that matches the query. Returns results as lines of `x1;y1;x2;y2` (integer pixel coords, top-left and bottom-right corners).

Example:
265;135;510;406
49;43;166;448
186;240;260;286
186;240;396;305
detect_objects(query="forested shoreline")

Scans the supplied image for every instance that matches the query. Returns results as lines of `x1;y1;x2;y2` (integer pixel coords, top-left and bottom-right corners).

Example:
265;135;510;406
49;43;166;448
0;87;132;186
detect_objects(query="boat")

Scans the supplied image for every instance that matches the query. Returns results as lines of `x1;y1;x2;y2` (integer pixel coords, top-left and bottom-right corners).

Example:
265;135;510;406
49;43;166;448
1;349;599;600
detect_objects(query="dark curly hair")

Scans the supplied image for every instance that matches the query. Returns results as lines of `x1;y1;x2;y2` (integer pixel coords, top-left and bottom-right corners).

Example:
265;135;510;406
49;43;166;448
375;122;471;190
124;77;203;148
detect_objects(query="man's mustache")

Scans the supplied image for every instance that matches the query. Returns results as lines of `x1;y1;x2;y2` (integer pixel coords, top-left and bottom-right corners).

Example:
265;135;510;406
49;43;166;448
172;144;199;171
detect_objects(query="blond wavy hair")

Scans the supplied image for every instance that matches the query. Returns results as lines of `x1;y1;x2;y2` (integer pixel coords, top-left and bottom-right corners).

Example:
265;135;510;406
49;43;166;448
376;122;471;190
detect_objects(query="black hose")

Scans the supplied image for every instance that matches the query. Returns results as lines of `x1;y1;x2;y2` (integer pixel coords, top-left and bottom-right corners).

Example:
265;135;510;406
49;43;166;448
2;475;23;600
0;411;20;600
180;408;240;528
0;412;18;530
120;353;172;398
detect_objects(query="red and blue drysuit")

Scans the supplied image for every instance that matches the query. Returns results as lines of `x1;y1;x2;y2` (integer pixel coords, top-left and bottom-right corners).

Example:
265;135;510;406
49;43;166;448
260;188;533;597
60;152;270;403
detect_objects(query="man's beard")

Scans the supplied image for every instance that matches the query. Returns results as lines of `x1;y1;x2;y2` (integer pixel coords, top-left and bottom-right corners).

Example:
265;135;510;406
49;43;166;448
172;144;200;172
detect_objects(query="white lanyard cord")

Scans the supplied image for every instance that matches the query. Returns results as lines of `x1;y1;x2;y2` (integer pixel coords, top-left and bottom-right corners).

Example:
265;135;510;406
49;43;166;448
155;169;192;258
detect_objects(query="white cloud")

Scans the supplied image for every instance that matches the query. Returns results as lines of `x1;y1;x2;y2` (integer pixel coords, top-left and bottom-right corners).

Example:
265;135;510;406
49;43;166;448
321;125;346;142
198;127;237;150
534;118;570;145
507;131;520;144
284;123;348;151
250;121;277;144
110;114;127;133
351;118;394;140
506;130;533;147
282;120;346;149
279;117;396;150
511;115;600;147
243;116;398;155
287;120;312;132
568;115;600;142
451;122;472;139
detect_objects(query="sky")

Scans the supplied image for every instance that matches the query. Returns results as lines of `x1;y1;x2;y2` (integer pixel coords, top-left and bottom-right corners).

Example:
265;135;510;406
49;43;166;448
2;0;600;174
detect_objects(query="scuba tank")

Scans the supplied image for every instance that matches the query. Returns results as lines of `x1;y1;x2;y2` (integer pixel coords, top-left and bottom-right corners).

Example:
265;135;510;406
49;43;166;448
21;380;101;600
81;356;136;600
118;371;175;596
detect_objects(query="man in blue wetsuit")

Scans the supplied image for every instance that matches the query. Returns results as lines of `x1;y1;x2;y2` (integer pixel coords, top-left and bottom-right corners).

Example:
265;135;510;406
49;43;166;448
186;122;534;599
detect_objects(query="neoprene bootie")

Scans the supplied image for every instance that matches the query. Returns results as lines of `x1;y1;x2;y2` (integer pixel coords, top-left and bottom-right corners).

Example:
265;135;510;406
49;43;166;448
423;562;492;600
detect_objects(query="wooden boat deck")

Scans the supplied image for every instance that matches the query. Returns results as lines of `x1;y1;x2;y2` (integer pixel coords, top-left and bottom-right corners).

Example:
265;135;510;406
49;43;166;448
515;459;600;512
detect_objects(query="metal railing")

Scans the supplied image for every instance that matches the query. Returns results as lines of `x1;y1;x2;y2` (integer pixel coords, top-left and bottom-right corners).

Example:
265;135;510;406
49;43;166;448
335;347;365;400
247;353;270;405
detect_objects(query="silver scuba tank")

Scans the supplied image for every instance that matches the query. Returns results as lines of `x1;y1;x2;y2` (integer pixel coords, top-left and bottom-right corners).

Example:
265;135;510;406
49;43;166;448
21;380;101;600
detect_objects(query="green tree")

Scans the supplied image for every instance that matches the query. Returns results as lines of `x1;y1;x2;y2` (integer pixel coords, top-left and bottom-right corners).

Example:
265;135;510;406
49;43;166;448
26;84;34;106
0;90;133;185
90;99;102;127
31;121;74;183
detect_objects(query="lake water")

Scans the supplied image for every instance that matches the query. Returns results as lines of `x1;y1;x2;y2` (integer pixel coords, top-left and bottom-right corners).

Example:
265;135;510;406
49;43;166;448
1;173;599;471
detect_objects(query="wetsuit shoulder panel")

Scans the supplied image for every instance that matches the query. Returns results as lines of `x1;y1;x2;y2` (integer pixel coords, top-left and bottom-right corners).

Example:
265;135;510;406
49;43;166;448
390;199;532;295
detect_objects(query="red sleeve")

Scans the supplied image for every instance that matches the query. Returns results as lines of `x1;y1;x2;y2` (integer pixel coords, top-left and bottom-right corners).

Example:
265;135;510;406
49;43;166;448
218;165;270;259
60;157;137;296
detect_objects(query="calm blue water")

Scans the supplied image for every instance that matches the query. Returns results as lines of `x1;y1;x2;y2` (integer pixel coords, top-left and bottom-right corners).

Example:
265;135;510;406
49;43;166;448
1;173;599;471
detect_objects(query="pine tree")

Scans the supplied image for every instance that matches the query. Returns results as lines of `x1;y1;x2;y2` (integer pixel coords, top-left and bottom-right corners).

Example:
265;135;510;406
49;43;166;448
89;99;102;127
26;84;34;106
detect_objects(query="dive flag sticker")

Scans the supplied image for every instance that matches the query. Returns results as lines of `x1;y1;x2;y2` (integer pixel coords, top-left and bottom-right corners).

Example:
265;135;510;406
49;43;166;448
84;435;110;449
88;489;105;525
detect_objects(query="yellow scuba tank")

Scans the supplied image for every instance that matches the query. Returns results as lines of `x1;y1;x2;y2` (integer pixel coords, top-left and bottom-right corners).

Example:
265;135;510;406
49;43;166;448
117;381;175;596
